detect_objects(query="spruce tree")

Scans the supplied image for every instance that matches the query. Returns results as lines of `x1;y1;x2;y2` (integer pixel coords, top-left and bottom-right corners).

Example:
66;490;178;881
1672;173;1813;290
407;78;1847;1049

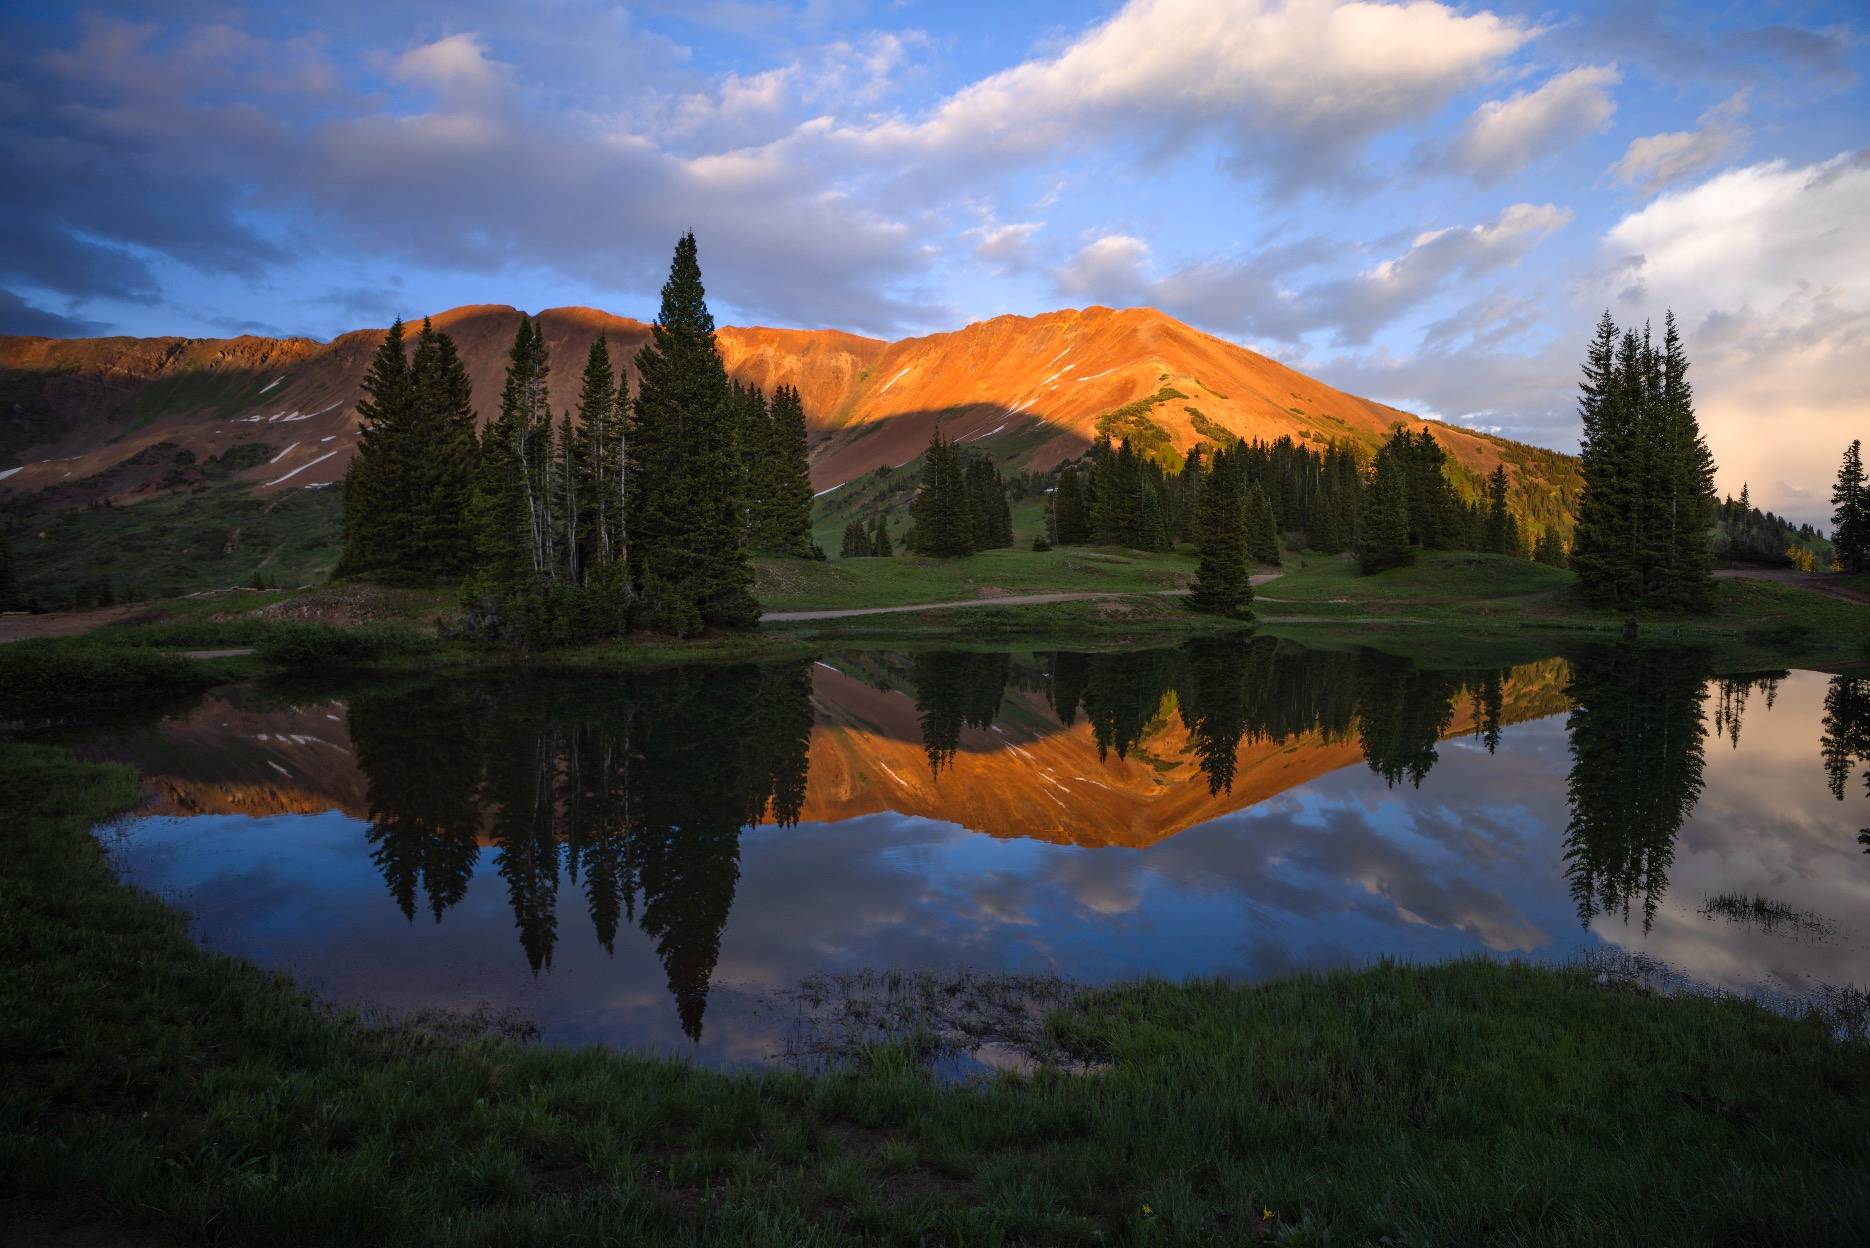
1357;449;1414;573
573;337;620;573
1485;464;1513;555
758;385;815;556
1652;312;1717;608
1833;439;1868;573
629;233;759;632
840;518;872;558
1053;466;1091;544
1571;312;1636;607
465;317;546;608
338;317;413;578
1245;483;1281;565
910;427;976;557
408;319;478;579
1535;527;1568;568
1188;448;1252;615
870;512;893;557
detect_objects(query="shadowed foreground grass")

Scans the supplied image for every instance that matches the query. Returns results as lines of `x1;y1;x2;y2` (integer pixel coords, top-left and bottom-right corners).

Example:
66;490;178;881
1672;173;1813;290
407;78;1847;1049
4;742;1868;1246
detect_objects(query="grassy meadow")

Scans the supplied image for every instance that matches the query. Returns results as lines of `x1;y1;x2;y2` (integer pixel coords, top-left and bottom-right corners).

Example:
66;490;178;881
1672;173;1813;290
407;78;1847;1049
5;741;1867;1246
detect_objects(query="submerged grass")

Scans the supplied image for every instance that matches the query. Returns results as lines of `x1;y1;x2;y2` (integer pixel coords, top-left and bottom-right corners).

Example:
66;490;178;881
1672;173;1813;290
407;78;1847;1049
4;742;1868;1245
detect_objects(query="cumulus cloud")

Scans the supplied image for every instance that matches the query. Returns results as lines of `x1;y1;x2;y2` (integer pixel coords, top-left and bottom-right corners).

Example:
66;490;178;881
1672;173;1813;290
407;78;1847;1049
1609;92;1748;195
1049;202;1571;347
1439;65;1621;182
1603;150;1870;519
723;0;1534;195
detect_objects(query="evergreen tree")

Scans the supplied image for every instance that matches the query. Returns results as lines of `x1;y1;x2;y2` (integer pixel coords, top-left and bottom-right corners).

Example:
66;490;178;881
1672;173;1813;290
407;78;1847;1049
1053;465;1091;544
1485;464;1514;555
964;456;1013;548
840;519;872;558
1833;439;1868;573
1188;448;1252;615
1571;312;1635;606
466;317;546;604
1245;483;1281;566
1356;447;1415;573
1570;310;1718;611
629;233;759;632
1650;312;1717;609
1534;527;1567;567
573;337;622;573
870;512;893;557
909;427;976;557
756;385;815;556
338;317;414;577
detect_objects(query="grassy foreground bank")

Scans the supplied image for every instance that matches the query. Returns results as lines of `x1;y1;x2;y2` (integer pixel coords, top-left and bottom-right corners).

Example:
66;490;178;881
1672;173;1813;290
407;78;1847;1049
4;744;1867;1246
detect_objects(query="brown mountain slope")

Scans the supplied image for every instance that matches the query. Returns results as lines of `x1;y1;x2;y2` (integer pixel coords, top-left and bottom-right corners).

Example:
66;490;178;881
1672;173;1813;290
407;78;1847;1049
1;304;1573;514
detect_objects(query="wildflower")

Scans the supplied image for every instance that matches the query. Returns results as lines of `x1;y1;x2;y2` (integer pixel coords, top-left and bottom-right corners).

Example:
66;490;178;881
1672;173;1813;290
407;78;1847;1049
1141;1203;1154;1217
1262;1208;1275;1221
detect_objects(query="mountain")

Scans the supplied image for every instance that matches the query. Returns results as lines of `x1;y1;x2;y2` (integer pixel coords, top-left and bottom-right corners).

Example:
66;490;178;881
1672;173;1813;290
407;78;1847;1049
0;304;1579;594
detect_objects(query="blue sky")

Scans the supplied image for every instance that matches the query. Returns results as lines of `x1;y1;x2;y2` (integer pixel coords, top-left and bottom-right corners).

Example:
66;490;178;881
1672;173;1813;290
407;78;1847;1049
3;0;1865;520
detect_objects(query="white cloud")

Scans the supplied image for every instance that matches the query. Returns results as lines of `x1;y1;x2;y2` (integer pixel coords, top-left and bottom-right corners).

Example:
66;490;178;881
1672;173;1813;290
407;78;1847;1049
1609;92;1748;195
1049;203;1570;346
726;0;1535;193
1444;64;1621;182
1604;151;1870;520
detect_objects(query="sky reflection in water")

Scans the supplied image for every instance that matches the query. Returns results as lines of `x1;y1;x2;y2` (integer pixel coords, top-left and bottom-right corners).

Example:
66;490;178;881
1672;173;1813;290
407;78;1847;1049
88;642;1870;1066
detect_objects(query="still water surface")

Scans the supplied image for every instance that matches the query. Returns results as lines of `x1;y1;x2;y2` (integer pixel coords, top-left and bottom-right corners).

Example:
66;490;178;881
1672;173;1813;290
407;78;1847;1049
72;640;1870;1065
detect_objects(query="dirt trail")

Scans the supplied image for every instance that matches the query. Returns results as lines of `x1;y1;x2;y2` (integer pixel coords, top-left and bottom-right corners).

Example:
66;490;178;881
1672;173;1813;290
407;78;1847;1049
0;604;141;643
1712;566;1870;606
765;574;1281;622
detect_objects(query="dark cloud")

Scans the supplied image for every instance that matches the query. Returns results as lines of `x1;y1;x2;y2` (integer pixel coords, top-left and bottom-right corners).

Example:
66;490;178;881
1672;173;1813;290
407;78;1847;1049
0;288;108;337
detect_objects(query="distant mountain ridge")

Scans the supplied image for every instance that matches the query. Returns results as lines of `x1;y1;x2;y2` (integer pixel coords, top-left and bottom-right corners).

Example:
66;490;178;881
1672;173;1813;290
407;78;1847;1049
0;304;1578;527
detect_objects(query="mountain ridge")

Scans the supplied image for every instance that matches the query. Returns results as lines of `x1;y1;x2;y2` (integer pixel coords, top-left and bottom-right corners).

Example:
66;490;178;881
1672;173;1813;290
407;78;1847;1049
0;303;1579;540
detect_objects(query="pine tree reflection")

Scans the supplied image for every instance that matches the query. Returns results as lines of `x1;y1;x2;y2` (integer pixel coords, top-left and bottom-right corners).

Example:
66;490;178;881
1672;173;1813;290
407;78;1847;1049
1561;646;1711;930
345;663;814;1041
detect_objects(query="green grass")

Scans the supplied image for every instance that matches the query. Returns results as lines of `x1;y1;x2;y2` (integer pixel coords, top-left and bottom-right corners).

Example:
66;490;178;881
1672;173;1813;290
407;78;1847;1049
4;742;1866;1245
1255;551;1870;667
756;545;1197;613
1258;549;1577;606
6;476;343;606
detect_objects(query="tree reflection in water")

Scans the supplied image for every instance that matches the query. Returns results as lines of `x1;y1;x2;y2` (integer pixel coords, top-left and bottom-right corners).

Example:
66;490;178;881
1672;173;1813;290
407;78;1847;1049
346;638;1809;1037
1561;646;1712;931
348;663;813;1040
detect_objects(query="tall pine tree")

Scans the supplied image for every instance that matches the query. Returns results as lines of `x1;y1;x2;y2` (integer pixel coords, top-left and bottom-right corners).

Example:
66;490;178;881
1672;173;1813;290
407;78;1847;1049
1188;447;1252;615
1832;439;1868;573
1357;448;1415;573
629;233;759;632
338;317;414;578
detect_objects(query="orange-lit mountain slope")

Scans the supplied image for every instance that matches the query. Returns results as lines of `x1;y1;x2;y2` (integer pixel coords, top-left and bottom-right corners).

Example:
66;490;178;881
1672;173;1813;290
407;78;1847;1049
1;304;1569;508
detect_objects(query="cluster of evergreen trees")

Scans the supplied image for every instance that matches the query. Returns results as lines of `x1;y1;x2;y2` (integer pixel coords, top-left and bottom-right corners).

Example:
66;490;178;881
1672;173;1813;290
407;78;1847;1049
1568;311;1718;612
905;429;1013;556
338;235;817;642
1831;439;1868;574
840;513;894;558
1042;425;1562;605
1714;482;1829;568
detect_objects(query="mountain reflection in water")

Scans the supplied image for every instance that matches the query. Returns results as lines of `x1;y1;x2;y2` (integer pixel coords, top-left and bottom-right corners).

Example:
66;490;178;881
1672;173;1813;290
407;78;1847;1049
78;639;1870;1058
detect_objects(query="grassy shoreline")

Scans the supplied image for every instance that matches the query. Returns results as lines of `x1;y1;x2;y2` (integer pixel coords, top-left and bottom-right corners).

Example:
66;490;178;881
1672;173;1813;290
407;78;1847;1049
4;550;1867;723
4;742;1867;1245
